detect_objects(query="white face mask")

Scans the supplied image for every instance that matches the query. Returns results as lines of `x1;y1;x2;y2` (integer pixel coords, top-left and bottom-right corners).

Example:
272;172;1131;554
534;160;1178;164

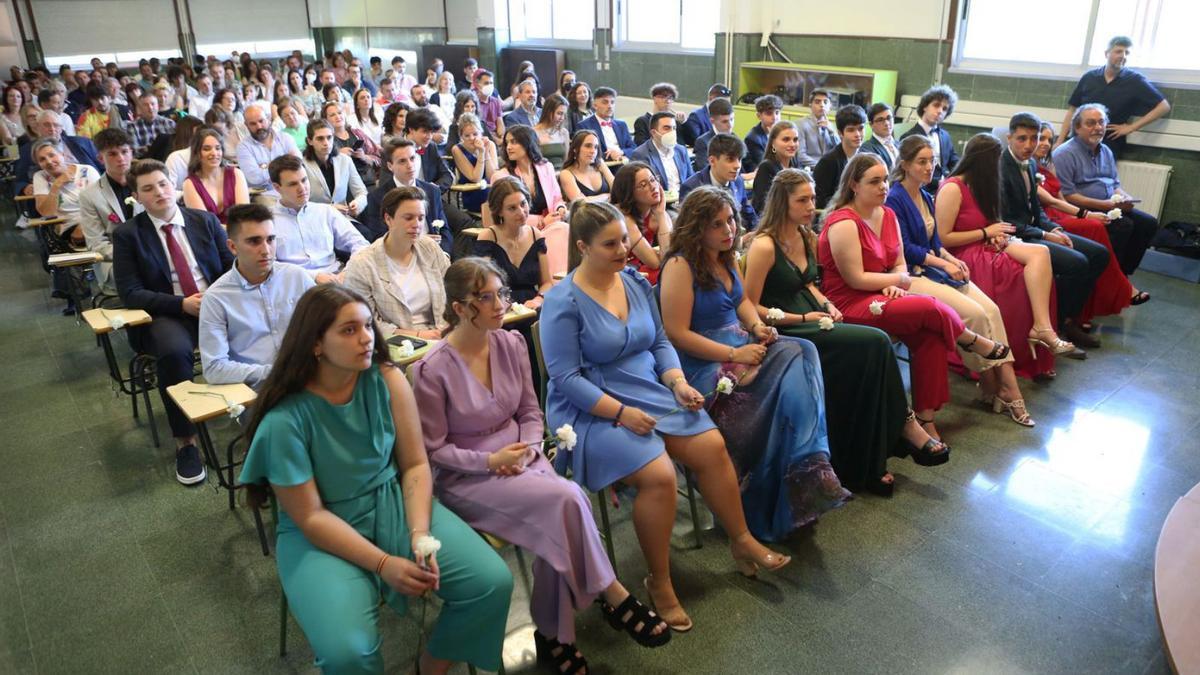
658;130;677;149
480;83;495;97
305;73;316;84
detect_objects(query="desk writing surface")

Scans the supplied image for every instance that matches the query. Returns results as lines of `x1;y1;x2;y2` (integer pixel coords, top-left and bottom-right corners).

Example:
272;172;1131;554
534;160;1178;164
166;381;257;424
81;308;152;334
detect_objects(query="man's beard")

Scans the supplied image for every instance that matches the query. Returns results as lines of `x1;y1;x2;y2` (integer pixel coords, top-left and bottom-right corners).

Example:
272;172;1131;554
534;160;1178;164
251;128;270;142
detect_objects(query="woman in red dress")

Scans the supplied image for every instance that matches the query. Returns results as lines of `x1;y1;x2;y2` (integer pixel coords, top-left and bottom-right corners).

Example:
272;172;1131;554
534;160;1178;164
936;134;1069;381
819;153;1011;446
1033;123;1145;322
611;161;669;283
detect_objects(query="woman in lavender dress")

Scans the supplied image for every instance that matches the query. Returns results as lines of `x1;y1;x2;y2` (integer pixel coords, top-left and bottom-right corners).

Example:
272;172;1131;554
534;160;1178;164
411;257;669;675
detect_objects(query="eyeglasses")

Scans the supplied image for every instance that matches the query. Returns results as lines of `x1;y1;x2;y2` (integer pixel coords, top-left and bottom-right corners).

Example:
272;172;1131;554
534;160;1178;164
473;287;513;306
635;175;660;191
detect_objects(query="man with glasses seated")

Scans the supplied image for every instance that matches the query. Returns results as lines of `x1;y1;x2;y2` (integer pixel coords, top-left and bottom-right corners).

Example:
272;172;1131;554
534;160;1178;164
860;102;899;171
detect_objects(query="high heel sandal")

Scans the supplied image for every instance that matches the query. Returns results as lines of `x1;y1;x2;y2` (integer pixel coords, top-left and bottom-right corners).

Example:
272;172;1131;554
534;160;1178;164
643;576;693;633
598;593;671;647
865;474;895;498
1028;327;1076;355
730;532;791;578
957;332;1011;360
534;630;589;675
1130;291;1151;305
993;397;1035;427
903;411;951;466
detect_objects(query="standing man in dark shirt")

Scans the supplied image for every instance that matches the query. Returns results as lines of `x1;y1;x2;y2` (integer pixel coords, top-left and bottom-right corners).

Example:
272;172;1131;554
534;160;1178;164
1057;36;1171;159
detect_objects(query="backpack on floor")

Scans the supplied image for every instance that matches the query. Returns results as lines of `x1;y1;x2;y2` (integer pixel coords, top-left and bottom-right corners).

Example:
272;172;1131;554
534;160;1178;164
1152;221;1200;260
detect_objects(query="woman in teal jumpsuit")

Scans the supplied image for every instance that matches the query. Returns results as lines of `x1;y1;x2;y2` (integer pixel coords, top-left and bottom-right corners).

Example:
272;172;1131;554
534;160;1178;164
240;284;513;674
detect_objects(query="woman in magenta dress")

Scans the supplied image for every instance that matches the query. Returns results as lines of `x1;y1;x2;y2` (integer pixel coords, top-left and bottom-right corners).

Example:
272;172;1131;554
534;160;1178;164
411;258;670;675
1033;122;1141;322
935;133;1069;380
819;154;1011;446
181;128;249;223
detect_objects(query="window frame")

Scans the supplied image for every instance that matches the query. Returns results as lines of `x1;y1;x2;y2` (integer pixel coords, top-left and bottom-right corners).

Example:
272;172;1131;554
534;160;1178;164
505;0;595;49
614;0;716;55
950;0;1200;89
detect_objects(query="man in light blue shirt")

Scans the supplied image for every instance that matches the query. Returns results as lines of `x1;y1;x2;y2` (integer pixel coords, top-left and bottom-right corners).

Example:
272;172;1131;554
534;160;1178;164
1052;102;1158;275
236;102;301;197
268;154;369;283
199;203;315;389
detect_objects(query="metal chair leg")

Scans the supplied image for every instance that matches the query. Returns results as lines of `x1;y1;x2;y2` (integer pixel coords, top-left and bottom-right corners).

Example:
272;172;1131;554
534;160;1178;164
684;468;703;549
595;488;618;578
278;591;288;657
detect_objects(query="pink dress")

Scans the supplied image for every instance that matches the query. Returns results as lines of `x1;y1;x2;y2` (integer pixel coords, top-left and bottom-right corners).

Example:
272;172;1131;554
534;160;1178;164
410;329;614;643
938;177;1055;379
818;206;965;412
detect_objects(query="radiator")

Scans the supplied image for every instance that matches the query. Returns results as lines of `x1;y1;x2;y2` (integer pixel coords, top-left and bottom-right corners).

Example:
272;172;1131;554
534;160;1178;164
1116;161;1173;220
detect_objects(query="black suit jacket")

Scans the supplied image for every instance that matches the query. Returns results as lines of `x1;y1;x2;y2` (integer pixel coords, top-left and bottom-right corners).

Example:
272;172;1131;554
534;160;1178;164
813;145;851;209
418;143;454;191
361;177;453;255
112;208;234;317
899;124;958;188
999;150;1055;240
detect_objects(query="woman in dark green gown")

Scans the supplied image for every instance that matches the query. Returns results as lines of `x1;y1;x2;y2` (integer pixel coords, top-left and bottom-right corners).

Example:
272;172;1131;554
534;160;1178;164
742;168;946;495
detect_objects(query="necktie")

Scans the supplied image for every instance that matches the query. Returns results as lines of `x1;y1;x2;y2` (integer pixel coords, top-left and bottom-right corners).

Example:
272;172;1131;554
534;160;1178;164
599;120;612;127
162;223;200;296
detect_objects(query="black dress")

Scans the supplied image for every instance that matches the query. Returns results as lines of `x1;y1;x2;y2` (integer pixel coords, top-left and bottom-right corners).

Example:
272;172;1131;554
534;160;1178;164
472;227;547;303
569;169;610;198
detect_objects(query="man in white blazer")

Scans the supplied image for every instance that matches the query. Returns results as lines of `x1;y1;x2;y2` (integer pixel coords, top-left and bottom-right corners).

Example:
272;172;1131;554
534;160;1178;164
78;128;143;299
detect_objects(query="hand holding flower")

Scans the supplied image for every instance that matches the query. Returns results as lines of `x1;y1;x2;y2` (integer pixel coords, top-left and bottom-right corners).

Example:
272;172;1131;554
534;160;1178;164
488;442;530;475
673;381;705;411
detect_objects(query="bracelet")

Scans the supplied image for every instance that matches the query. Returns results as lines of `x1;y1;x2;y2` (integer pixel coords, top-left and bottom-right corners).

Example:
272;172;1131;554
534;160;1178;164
1077;207;1086;218
800;313;806;323
822;300;832;310
668;375;686;391
980;229;987;242
614;404;626;427
727;346;735;361
749;321;764;334
375;553;390;576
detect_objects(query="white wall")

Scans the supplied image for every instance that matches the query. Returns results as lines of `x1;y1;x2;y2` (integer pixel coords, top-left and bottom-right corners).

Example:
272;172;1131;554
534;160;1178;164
307;0;447;28
725;0;951;41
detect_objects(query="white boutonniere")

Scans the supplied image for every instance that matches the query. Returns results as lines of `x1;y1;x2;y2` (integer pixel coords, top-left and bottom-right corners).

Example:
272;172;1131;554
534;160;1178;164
123;196;136;207
1035;173;1045;185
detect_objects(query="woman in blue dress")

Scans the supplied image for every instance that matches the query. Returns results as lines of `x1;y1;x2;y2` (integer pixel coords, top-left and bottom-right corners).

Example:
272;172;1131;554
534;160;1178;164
660;186;851;541
540;201;791;634
448;111;496;213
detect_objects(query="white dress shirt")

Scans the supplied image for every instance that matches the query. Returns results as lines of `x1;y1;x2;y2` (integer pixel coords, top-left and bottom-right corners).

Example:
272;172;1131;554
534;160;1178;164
917;119;942;168
656;142;681;193
149;208;210;295
271;200;369;277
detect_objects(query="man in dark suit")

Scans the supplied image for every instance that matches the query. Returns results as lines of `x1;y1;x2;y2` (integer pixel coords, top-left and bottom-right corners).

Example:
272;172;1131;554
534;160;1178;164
813;105;868;209
899;85;960;191
1001;112;1108;350
633;82;686;147
14;110;102;197
577;87;636;160
113;159;234;485
692;97;739;171
630;112;695;198
743;94;782;173
404;108;454;190
680;133;757;229
859;102;900;172
362;139;453;254
680;84;730;147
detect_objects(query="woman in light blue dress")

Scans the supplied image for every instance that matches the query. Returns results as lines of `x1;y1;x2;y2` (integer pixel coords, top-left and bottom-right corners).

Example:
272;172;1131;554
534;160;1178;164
659;186;851;542
540;201;791;634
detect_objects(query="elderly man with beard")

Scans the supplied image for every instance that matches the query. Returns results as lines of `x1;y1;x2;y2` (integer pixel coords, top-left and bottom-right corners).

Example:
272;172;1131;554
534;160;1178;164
235;102;301;201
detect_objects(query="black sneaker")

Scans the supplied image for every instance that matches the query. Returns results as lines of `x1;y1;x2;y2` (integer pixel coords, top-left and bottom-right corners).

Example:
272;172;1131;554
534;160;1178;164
176;444;207;485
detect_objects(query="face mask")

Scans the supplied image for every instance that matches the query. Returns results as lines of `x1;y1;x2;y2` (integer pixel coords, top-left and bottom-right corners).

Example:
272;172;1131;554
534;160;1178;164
305;73;316;84
480;84;495;97
658;130;677;149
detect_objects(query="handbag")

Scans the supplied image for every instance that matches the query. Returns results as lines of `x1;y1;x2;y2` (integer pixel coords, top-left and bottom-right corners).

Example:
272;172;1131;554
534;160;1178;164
916;264;968;288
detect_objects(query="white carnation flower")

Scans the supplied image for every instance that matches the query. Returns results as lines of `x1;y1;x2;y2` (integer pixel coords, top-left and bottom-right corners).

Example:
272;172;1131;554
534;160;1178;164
123;196;136;206
109;316;128;330
413;534;442;559
396;339;415;358
555;424;577;450
766;307;785;322
869;300;886;316
227;403;245;419
715;376;735;395
1106;207;1122;220
818;316;835;331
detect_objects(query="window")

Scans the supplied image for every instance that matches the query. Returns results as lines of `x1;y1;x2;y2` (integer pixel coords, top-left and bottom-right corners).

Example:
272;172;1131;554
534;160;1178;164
619;0;719;52
45;50;182;71
508;0;594;44
195;39;316;60
955;0;1200;84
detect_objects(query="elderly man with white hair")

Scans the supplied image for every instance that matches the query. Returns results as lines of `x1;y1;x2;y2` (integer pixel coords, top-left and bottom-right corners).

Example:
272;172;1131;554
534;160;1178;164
235;101;302;201
13;109;101;196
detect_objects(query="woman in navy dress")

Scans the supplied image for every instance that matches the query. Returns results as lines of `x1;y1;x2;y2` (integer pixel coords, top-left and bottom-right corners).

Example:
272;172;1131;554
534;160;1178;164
540;201;791;634
660;186;851;541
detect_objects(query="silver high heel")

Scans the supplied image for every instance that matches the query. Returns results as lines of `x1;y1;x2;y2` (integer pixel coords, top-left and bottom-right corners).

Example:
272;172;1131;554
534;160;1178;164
1028;327;1075;356
993;397;1035;427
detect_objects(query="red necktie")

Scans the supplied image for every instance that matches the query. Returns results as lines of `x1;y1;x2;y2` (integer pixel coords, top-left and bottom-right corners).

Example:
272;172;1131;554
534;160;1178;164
162;223;200;296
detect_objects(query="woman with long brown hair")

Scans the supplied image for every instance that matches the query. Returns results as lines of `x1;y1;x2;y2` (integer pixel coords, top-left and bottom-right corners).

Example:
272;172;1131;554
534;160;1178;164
659;186;852;529
936;133;1067;383
239;284;512;674
541;200;792;633
182;127;250;223
609;161;668;282
411;257;670;675
744;168;941;495
820;153;1011;446
558;129;615;203
750;120;802;214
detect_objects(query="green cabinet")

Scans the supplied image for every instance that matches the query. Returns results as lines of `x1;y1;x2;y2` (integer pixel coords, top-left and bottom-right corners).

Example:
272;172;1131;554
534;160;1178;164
732;61;898;139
